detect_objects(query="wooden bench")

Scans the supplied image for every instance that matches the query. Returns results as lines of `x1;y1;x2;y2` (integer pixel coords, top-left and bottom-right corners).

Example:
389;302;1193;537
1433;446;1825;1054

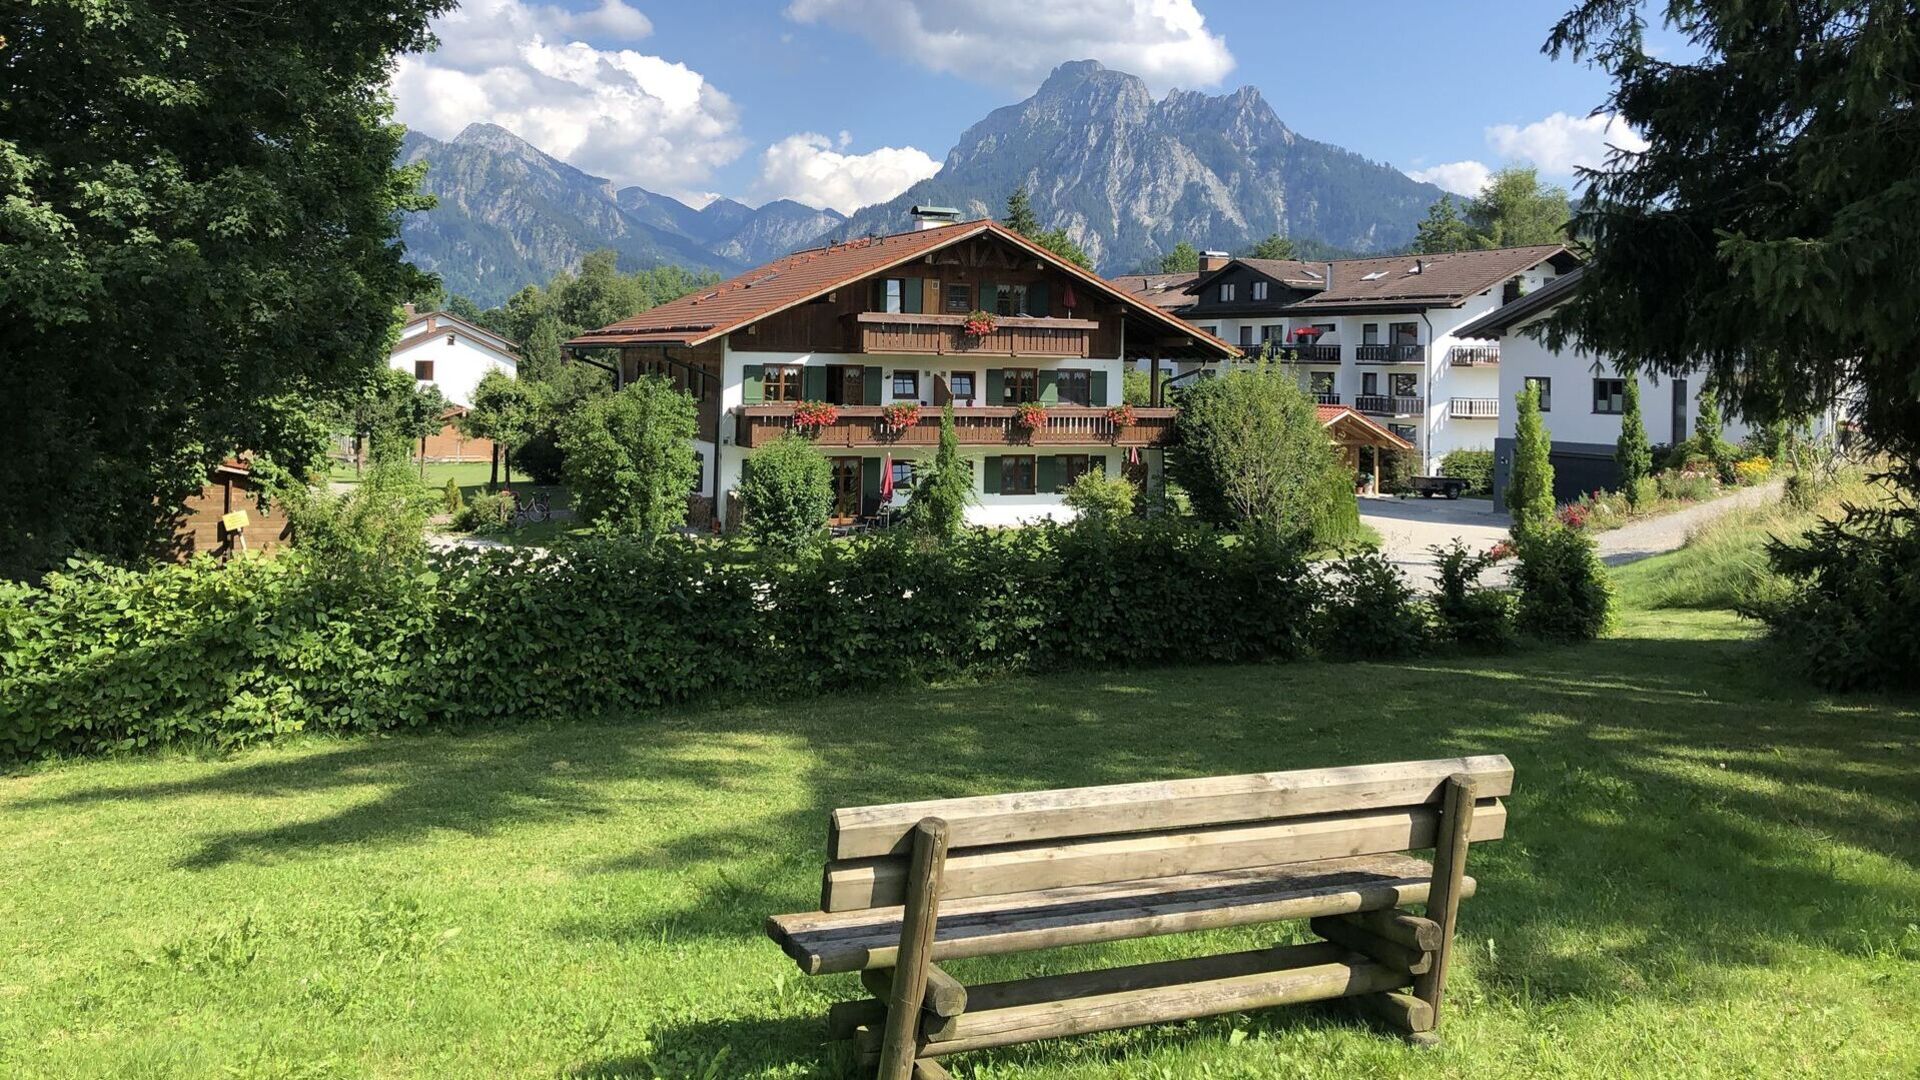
765;755;1512;1078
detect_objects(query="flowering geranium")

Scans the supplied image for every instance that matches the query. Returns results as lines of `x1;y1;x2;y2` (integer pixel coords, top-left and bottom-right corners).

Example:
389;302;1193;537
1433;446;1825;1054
1014;401;1048;431
1556;502;1590;530
962;309;998;338
1105;403;1137;428
792;400;839;431
880;401;922;433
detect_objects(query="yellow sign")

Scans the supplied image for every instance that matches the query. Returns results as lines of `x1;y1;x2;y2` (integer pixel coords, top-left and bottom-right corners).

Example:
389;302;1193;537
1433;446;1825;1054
221;510;250;531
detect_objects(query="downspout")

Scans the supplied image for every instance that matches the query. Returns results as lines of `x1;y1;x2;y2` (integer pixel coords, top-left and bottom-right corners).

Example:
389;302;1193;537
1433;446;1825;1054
1419;310;1437;475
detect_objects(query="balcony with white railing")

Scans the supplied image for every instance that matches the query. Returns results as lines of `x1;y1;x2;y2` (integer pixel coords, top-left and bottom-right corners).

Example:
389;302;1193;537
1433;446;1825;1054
1448;345;1500;367
1313;391;1341;406
1449;397;1500;420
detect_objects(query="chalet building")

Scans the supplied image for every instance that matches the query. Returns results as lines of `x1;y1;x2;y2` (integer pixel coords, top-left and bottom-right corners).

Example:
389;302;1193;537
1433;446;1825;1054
1119;245;1584;475
391;307;520;462
1452;267;1756;504
567;216;1238;527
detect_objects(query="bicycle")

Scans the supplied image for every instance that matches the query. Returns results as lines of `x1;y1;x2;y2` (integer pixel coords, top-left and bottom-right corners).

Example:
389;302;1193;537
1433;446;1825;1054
510;489;552;527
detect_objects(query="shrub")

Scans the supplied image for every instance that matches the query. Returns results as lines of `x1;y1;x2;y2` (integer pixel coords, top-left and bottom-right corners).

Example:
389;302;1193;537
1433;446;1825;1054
1658;471;1717;502
737;433;833;552
1439;449;1494;496
1630;476;1660;510
1378;449;1415;495
560;376;699;538
280;450;435;577
1062;469;1136;520
441;477;464;515
1430;541;1515;650
1512;524;1612;641
904;404;973;539
1745;501;1920;691
1507;382;1555;533
1318;552;1427;660
1733;456;1773;486
1169;366;1357;546
452;490;513;533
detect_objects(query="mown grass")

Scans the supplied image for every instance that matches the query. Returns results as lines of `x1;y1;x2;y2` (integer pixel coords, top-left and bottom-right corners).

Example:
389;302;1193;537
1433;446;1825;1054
1610;472;1881;611
3;582;1918;1076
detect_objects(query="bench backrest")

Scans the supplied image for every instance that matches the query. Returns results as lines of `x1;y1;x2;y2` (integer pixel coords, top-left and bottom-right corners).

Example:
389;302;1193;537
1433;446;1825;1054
819;755;1512;912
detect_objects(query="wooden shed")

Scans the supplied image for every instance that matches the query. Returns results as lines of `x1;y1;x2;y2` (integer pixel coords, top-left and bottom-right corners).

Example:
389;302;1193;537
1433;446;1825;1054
166;460;293;561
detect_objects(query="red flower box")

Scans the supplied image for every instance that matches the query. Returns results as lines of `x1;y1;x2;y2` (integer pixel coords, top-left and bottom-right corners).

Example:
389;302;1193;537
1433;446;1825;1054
792;401;839;431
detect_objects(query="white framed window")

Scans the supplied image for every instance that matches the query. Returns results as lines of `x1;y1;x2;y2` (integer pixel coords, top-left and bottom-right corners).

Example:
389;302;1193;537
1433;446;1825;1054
1219;282;1236;302
1252;281;1268;301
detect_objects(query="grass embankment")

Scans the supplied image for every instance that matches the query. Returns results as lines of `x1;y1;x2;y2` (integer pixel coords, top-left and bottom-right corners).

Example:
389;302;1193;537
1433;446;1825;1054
3;488;1917;1078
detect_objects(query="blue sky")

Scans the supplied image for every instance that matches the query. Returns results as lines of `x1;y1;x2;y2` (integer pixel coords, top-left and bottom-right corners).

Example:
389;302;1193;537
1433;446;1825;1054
392;0;1680;212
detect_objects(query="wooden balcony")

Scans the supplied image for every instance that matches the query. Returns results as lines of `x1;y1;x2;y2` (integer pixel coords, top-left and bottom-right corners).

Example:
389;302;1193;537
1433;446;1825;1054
1448;345;1500;367
1354;344;1424;364
1355;394;1424;417
1450;397;1500;420
852;312;1099;358
735;404;1177;449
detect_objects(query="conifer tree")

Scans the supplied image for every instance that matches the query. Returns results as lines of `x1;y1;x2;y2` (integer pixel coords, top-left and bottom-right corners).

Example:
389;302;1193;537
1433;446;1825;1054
1004;186;1038;235
1507;382;1556;533
1616;377;1652;505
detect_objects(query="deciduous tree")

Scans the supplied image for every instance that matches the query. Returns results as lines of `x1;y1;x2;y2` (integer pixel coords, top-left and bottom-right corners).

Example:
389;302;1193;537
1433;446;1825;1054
1169;367;1357;545
1158;241;1200;274
559;376;698;539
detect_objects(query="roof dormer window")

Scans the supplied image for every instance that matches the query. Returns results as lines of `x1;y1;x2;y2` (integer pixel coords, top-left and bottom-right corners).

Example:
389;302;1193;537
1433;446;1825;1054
1251;281;1268;301
1219;282;1235;302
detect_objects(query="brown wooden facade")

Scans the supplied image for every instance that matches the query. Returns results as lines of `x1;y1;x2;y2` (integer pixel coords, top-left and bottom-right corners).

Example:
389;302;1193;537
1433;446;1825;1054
735;404;1176;450
165;463;293;562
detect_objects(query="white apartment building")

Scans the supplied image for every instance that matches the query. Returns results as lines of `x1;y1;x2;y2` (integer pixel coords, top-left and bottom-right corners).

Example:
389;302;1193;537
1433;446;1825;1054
1116;246;1583;475
568;217;1237;528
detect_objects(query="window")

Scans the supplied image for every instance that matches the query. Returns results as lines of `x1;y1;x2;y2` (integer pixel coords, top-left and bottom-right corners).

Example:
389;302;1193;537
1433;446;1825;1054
948;371;976;401
879;278;905;313
1199;326;1219;337
1055;369;1091;406
1219;282;1236;302
892;370;919;399
445;333;456;346
1260;324;1280;343
1058;454;1095;488
1593;378;1626;414
1314;323;1336;338
1361;372;1380;395
1002;368;1039;404
1000;455;1037;495
1390;423;1417;441
764;364;803;402
413;360;434;381
890;459;917;491
1390;322;1418;345
945;283;972;312
1251;281;1268;301
995;284;1027;317
1239;326;1254;347
1308;371;1335;395
1389;373;1418;398
1526;376;1552;412
1362;323;1381;345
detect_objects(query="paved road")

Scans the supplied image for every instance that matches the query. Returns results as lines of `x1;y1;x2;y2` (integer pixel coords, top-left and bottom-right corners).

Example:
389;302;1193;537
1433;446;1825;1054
1359;482;1784;588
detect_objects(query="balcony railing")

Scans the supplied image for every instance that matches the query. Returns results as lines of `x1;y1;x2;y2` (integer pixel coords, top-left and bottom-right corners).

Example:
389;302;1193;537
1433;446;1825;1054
1313;392;1341;406
1269;342;1341;363
852;312;1098;358
1449;397;1500;420
1354;343;1424;364
735;403;1176;449
1448;345;1500;367
1355;394;1424;416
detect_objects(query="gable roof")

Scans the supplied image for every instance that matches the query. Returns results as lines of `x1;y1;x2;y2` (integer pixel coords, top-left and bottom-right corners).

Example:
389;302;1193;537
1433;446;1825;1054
397;311;521;361
1282;245;1578;314
567;220;1239;360
1106;271;1199;311
1452;265;1586;340
1318;404;1416;451
1187;258;1328;296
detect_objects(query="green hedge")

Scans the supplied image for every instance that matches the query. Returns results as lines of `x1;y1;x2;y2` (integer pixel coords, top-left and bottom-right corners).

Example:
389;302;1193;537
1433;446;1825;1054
2;520;1605;762
1440;449;1495;496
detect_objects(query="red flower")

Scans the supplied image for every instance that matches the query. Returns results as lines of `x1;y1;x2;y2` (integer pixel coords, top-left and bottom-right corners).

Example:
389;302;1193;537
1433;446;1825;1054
1014;402;1048;430
792;401;839;431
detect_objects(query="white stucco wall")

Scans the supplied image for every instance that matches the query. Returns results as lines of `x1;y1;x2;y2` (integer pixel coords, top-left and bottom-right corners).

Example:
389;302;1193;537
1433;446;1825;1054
392;320;517;407
1494;325;1751;450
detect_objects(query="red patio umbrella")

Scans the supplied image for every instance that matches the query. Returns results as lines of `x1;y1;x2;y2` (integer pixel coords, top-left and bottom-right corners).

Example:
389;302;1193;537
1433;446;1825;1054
880;455;895;501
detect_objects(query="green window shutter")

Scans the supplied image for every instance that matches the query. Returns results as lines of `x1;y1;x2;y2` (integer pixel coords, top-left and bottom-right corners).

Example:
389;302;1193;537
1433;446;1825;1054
871;279;885;311
983;455;1001;494
1090;370;1109;407
1027;281;1049;317
862;457;882;502
803;366;827;400
1038;455;1060;493
903;278;923;314
864;366;883;403
986;369;1004;404
979;281;995;313
1038;370;1059;404
742;364;765;403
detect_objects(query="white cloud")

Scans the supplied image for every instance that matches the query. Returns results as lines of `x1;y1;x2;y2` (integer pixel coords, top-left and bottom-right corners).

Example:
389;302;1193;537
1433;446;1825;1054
1486;111;1649;177
392;0;746;198
1406;160;1492;197
754;133;940;214
784;0;1233;92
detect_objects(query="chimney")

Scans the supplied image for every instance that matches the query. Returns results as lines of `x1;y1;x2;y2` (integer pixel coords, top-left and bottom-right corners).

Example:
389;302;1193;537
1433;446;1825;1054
1200;249;1231;272
402;302;418;319
909;204;962;231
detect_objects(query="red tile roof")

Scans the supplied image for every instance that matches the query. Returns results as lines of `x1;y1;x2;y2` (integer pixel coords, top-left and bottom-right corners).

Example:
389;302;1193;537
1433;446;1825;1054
567;220;1238;358
1318;405;1415;451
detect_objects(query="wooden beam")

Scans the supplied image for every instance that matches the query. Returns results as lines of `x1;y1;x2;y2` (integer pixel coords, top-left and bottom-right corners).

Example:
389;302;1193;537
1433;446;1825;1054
827;998;885;1041
1330;909;1442;951
1350;990;1436;1042
1309;916;1430;975
822;799;1507;910
1413;775;1476;1030
960;942;1347;1015
876;818;950;1080
863;965;969;1018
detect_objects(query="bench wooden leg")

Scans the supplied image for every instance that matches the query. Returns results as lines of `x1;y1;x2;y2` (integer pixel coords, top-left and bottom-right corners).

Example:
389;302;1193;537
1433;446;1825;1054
876;817;949;1080
1412;773;1476;1040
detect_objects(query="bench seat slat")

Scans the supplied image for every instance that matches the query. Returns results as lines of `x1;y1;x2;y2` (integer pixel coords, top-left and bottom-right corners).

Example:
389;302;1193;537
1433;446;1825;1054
828;755;1513;860
768;852;1472;975
821;798;1505;912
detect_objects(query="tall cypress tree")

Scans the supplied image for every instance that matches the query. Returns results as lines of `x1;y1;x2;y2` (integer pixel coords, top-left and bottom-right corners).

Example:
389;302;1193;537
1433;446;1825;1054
1616;378;1652;505
1508;382;1556;533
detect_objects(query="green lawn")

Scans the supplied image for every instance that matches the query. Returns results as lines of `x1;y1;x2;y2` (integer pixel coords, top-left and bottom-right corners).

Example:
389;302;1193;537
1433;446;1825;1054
4;585;1918;1076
